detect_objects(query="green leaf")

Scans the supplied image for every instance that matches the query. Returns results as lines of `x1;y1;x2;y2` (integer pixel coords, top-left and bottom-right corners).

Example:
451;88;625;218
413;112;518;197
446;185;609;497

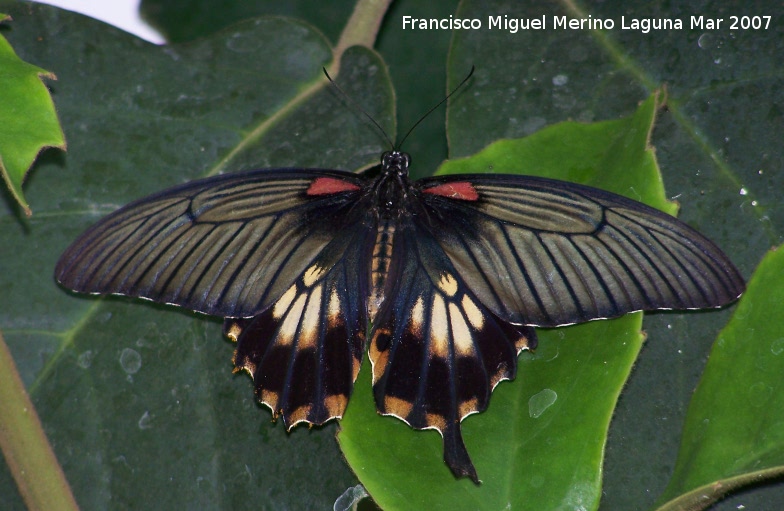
654;246;784;511
0;13;65;216
339;94;664;509
139;0;461;179
140;0;356;45
343;319;644;510
442;93;673;213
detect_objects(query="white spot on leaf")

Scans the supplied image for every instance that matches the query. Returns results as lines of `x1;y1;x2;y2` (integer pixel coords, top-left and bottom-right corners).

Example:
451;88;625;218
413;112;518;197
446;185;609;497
138;411;153;430
119;348;141;375
529;388;558;418
77;350;95;369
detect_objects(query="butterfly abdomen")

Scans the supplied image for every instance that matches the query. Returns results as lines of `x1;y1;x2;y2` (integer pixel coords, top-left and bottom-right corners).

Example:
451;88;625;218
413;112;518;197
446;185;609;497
368;219;396;322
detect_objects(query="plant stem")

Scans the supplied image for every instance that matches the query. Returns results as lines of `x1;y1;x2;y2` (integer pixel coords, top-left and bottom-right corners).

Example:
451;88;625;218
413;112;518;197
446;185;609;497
0;331;80;511
334;0;392;66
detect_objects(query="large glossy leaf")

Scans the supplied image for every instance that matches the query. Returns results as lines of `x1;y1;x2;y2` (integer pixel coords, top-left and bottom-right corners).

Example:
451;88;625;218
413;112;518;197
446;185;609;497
140;0;356;46
139;0;461;178
654;247;784;510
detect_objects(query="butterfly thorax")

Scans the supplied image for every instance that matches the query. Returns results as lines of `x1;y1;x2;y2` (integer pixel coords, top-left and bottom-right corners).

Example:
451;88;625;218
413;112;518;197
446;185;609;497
374;150;413;219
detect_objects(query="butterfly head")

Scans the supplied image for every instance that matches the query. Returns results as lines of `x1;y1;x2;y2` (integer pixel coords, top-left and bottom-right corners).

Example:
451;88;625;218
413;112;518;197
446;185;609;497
381;150;411;177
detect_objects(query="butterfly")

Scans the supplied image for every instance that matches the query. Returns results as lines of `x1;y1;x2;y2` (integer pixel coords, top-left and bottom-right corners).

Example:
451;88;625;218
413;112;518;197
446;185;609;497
55;97;745;484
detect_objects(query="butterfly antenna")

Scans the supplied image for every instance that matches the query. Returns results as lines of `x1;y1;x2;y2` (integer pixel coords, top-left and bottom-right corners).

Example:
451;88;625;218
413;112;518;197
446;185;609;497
323;68;395;149
397;66;475;149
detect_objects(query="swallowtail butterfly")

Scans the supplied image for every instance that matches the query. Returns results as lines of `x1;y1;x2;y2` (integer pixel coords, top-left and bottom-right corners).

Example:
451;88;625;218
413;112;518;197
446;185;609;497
55;79;744;483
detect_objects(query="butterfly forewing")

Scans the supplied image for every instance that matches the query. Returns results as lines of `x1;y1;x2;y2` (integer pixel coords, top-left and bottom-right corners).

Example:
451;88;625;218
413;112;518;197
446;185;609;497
55;169;367;318
416;174;745;327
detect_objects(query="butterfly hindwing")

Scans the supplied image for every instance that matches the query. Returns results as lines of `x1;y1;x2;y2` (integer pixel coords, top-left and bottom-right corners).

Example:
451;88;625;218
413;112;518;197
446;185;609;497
227;219;376;428
55;169;367;318
416;174;745;327
369;216;537;482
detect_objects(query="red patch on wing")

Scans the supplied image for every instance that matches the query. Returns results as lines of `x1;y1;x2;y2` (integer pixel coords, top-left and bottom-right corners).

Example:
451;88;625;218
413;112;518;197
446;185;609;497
307;177;361;196
423;182;479;201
